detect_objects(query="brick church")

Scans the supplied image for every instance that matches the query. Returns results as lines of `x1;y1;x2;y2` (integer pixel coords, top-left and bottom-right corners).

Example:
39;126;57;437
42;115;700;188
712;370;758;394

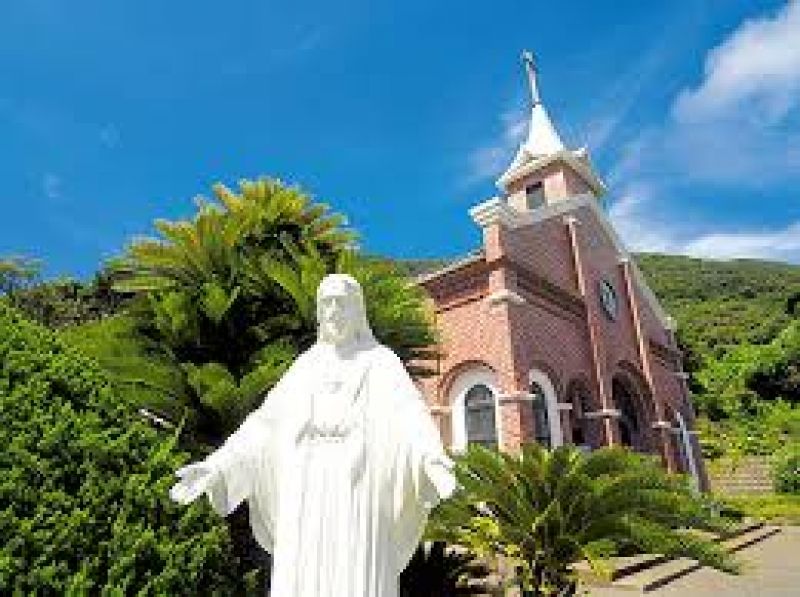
415;53;705;488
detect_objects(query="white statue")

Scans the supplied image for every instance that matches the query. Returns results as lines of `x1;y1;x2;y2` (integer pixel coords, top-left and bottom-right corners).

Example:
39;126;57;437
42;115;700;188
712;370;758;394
169;273;456;597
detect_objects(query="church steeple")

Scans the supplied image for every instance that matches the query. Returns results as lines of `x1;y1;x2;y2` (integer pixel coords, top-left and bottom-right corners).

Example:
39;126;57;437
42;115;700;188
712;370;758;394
498;51;605;211
522;50;541;106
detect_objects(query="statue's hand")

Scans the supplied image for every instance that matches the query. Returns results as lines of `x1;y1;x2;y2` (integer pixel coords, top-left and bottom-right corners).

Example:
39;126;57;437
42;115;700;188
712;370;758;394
169;461;218;505
423;455;458;502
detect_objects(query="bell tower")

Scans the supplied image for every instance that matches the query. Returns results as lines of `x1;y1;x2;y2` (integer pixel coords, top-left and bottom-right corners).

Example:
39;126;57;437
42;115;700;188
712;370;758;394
500;51;606;212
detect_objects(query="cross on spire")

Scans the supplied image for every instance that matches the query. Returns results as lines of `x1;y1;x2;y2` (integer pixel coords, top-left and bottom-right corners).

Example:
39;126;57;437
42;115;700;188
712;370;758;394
522;50;541;106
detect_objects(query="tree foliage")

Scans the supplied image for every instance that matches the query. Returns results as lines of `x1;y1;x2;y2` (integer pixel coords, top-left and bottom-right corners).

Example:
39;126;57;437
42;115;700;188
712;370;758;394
0;256;130;328
635;253;800;365
0;302;254;594
634;253;800;459
0;255;40;295
97;177;437;444
428;444;737;596
772;446;800;495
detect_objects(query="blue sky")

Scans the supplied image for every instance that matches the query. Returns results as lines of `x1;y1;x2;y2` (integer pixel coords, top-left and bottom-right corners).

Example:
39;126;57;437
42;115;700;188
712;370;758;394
1;0;799;279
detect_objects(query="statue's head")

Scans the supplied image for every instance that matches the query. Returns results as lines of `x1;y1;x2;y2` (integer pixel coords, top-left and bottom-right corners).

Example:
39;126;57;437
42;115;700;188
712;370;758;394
316;273;374;346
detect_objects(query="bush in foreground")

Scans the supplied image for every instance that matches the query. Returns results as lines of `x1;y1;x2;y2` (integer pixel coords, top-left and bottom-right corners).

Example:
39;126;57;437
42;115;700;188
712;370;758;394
0;302;251;594
428;444;738;597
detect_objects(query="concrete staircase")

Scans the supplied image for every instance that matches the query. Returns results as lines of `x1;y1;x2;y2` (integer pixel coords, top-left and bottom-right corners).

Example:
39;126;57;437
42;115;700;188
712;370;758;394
708;456;773;495
576;520;781;593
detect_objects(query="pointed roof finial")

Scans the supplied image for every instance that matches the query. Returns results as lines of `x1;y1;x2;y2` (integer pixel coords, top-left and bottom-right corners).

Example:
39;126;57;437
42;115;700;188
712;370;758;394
522;50;541;106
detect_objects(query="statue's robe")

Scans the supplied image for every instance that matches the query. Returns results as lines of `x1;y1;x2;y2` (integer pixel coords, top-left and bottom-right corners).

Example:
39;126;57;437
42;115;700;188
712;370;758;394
203;340;454;597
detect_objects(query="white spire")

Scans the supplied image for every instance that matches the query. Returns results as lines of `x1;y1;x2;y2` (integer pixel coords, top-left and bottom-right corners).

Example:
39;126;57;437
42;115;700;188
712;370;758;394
522;50;541;106
496;52;606;197
519;50;564;157
498;51;566;185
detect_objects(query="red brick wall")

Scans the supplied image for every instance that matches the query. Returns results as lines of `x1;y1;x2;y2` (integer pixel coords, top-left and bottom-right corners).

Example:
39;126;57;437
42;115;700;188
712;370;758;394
503;213;577;291
415;195;703;483
416;266;517;449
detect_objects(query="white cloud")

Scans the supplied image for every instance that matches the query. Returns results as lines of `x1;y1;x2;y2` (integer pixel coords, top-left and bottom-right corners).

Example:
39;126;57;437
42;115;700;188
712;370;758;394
466;107;527;183
609;183;800;263
607;1;800;264
635;0;800;185
673;0;800;124
681;221;800;261
607;184;675;253
581;31;680;152
42;173;62;200
99;124;120;148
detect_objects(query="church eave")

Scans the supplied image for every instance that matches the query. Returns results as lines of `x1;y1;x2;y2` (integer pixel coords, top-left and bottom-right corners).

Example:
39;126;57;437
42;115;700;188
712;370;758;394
496;150;606;197
414;250;486;286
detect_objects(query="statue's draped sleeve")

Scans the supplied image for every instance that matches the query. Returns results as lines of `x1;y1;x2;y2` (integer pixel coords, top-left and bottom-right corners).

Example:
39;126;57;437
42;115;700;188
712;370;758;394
369;347;456;573
203;351;309;553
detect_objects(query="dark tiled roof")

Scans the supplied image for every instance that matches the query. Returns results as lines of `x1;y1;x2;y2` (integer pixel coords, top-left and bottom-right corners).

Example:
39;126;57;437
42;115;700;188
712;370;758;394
413;249;485;284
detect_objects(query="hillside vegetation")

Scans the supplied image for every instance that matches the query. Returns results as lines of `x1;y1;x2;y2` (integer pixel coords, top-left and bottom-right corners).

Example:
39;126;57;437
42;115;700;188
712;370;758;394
635;253;800;364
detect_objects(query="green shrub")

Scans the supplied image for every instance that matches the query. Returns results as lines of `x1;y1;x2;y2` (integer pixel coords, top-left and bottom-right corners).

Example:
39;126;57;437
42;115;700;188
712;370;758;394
721;494;800;525
773;447;800;494
0;302;252;594
428;444;738;596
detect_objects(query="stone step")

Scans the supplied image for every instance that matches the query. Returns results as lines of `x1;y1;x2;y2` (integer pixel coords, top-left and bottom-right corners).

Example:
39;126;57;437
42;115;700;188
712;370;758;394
723;525;780;553
593;524;781;593
611;557;698;592
576;520;762;585
572;554;670;585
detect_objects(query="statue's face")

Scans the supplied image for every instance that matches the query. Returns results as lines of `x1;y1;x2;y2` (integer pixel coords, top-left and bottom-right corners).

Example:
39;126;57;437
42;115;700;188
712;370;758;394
318;290;359;345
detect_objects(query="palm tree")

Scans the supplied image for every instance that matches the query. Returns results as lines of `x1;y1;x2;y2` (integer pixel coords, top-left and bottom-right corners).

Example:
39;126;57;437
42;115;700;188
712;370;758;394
101;177;438;442
427;443;738;596
245;242;439;374
107;178;355;441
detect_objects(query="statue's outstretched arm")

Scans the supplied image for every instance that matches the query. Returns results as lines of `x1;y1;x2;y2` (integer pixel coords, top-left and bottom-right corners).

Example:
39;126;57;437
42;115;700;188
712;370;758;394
168;351;304;511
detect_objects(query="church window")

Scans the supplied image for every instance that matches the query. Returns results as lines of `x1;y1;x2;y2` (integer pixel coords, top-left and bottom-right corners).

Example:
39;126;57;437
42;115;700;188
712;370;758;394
465;384;497;448
613;378;640;449
527;381;551;448
525;182;545;210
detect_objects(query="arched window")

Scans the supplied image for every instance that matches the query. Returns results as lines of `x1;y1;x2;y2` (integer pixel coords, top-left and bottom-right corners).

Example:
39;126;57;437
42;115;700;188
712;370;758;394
465;384;497;448
527;381;551;448
613;378;639;448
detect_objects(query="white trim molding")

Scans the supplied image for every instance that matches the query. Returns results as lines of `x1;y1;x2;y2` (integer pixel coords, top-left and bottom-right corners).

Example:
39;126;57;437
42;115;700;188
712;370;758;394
428;405;452;414
447;364;502;453
469;197;519;228
466;193;675;331
527;368;564;447
496;149;607;197
485;289;526;306
584;408;621;419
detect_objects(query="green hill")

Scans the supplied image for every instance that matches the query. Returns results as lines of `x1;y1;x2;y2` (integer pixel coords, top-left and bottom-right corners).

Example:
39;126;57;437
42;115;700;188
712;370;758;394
635;253;800;365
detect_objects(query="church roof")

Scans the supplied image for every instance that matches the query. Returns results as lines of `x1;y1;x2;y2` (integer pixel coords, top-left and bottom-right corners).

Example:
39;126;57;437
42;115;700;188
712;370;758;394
414;249;485;285
505;102;565;173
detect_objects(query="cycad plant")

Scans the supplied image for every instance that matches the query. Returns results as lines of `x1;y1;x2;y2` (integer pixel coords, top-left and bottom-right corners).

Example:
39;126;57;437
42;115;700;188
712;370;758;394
98;177;437;442
428;443;738;597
